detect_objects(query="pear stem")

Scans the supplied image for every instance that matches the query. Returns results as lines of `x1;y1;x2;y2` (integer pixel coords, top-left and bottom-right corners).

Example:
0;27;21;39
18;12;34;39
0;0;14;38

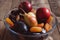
19;8;27;17
19;13;24;16
19;8;27;14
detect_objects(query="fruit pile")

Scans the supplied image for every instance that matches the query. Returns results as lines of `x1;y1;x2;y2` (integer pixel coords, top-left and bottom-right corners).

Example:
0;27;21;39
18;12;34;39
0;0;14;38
5;1;53;34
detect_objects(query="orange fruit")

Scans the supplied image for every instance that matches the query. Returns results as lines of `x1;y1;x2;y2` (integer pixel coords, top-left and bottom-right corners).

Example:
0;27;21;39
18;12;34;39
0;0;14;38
30;27;42;32
38;23;44;27
45;23;52;32
5;18;14;27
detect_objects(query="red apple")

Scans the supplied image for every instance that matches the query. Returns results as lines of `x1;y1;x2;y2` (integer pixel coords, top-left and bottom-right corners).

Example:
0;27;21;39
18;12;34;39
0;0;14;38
36;8;50;23
18;1;32;13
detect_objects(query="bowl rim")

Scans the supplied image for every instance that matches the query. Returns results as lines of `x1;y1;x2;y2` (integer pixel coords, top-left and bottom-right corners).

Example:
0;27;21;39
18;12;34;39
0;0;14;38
4;8;58;37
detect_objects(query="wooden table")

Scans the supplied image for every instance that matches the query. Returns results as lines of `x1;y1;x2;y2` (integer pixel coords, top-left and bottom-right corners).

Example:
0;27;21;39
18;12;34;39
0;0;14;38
0;0;60;40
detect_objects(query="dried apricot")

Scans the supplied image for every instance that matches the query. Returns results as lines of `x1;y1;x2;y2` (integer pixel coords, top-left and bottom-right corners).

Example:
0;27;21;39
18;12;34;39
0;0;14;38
5;18;14;27
38;23;44;27
16;15;20;21
47;16;53;23
45;23;52;32
30;27;42;32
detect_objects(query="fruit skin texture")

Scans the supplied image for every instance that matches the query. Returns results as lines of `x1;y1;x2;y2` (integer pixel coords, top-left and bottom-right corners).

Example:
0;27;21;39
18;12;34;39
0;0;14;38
38;23;44;28
12;21;28;34
18;1;32;13
16;15;20;21
36;8;50;23
9;10;20;22
45;23;52;32
5;18;14;27
30;27;42;32
28;12;36;18
24;13;38;27
31;9;36;14
46;16;53;23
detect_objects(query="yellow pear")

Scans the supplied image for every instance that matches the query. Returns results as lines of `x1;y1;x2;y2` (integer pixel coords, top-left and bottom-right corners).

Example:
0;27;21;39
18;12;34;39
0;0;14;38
24;12;38;27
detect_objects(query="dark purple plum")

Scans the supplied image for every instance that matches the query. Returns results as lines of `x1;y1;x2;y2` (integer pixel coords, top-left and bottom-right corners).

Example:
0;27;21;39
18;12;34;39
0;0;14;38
11;21;29;34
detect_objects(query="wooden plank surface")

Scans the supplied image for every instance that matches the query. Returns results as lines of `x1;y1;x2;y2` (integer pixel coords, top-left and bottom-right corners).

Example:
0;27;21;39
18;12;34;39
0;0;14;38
48;0;60;17
0;0;60;40
0;0;12;40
